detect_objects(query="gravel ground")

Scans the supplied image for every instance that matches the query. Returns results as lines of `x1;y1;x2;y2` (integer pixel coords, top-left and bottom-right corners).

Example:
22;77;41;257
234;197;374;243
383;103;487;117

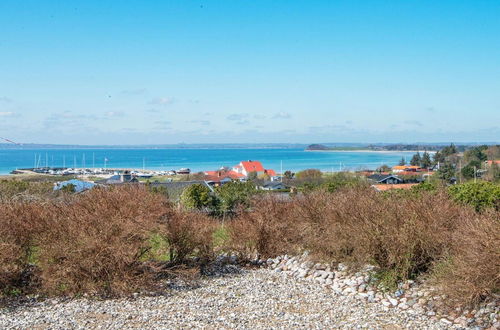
0;268;454;329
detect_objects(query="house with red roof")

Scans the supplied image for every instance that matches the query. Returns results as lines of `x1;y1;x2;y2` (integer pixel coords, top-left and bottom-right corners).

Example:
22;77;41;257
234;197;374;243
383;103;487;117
203;169;246;187
232;160;277;178
485;160;500;166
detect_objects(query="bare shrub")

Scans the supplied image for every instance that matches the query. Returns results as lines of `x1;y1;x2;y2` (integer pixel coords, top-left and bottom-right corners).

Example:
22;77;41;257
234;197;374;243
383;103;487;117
432;209;500;306
161;210;217;265
0;202;52;294
230;187;481;290
0;184;222;297
34;186;170;296
228;195;303;258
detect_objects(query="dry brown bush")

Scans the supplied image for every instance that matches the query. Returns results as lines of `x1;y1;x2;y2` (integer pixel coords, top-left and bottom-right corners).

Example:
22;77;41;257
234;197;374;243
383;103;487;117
0;202;53;293
432;209;500;306
229;196;304;258
229;186;498;302
34;186;170;296
161;210;217;265
0;185;222;297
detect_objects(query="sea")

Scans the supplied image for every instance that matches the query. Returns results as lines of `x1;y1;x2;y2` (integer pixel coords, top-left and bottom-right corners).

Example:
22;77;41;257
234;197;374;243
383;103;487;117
0;148;419;175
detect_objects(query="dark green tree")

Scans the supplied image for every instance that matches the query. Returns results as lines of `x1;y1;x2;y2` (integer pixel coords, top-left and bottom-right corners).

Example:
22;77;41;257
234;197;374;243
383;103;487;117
410;152;421;166
180;184;214;210
215;181;256;214
376;164;391;173
398;157;406;166
464;146;488;163
437;162;456;182
461;159;481;179
421;151;432;169
441;143;457;157
283;170;294;179
433;150;445;165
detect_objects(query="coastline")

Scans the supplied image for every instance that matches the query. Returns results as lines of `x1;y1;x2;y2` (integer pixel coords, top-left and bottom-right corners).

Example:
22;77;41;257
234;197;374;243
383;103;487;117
305;149;431;153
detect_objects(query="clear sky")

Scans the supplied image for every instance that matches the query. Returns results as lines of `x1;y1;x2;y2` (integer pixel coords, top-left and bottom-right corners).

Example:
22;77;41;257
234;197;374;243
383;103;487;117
0;0;499;145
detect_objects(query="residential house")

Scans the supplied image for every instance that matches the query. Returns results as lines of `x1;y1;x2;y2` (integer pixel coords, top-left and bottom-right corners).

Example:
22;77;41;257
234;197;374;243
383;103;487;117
367;174;404;184
232;160;277;178
259;181;288;191
485;160;500;167
392;165;422;173
54;179;96;193
204;169;246;187
95;171;139;185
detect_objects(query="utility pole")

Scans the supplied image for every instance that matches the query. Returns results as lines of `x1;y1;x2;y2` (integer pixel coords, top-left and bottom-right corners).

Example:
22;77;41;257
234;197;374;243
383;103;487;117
280;160;283;182
63;155;66;169
474;166;477;183
458;159;462;184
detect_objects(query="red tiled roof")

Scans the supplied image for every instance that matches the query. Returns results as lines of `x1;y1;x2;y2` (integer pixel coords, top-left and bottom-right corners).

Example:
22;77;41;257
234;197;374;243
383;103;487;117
393;165;421;170
397;171;435;176
204;171;218;176
240;161;264;172
486;160;500;165
204;170;245;182
265;169;276;176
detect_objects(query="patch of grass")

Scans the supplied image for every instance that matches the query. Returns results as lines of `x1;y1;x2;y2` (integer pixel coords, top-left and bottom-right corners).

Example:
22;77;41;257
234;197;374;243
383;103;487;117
141;233;170;262
213;225;230;249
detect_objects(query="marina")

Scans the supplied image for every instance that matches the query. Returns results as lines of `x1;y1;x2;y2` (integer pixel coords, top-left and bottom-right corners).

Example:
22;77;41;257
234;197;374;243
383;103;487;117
0;148;417;176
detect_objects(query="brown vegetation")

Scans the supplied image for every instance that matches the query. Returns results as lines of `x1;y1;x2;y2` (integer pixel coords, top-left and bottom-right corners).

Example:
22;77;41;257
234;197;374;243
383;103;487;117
0;186;215;297
1;181;498;308
228;187;499;306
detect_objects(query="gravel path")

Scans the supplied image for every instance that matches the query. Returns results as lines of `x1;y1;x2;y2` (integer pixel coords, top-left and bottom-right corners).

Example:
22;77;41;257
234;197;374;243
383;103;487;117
1;268;453;329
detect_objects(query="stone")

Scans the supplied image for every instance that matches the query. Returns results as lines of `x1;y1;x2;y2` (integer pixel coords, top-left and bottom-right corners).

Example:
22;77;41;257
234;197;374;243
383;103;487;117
381;300;391;307
398;303;409;310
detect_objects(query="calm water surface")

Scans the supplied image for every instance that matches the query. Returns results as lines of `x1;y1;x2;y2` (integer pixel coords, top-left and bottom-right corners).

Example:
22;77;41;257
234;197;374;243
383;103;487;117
0;148;418;174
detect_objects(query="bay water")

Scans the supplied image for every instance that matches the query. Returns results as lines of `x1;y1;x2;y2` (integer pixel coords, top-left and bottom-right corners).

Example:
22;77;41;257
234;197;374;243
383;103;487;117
0;148;418;175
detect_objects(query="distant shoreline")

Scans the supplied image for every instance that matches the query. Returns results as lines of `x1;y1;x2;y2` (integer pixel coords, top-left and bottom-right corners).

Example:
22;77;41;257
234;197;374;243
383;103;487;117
305;149;431;153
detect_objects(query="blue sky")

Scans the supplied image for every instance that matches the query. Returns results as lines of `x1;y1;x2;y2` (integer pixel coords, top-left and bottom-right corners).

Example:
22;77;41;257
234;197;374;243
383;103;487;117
0;0;499;145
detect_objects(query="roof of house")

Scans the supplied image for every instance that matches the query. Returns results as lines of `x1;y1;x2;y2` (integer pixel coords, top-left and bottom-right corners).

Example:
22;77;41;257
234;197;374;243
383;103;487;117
367;174;403;183
261;181;287;189
397;170;435;176
240;160;264;172
54;179;95;193
486;160;500;165
392;165;421;170
265;169;277;176
372;183;418;191
95;175;138;185
204;170;245;182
